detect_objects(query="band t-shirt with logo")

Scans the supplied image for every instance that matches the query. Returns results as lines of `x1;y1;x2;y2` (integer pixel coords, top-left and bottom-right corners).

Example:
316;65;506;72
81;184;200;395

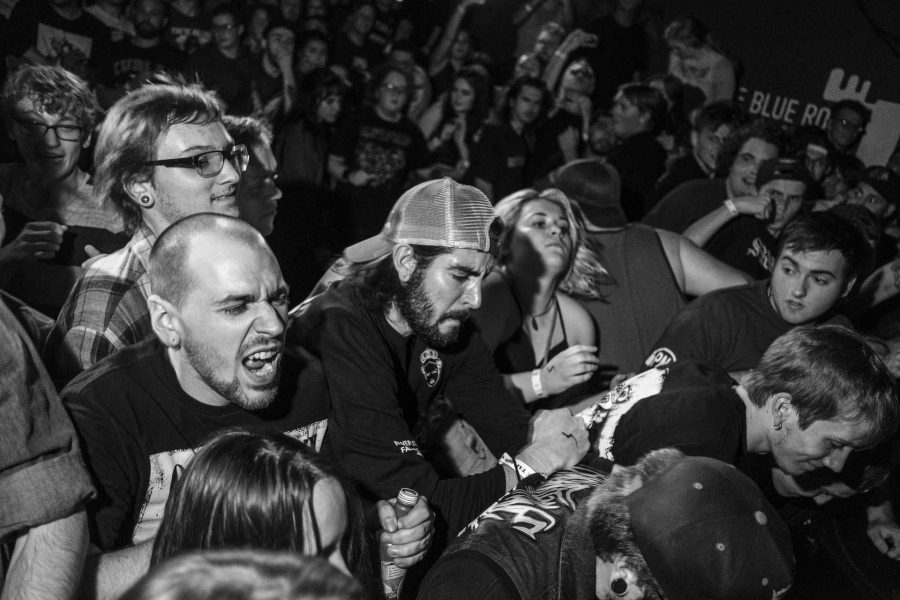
704;216;777;280
331;106;430;239
62;338;329;550
6;0;112;71
290;281;532;537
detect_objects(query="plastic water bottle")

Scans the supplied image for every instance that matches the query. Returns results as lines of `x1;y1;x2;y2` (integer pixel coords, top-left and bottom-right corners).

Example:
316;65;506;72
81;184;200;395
380;488;419;599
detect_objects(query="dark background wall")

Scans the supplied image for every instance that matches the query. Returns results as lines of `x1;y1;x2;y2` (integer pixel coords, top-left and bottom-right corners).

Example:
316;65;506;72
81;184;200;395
652;0;900;165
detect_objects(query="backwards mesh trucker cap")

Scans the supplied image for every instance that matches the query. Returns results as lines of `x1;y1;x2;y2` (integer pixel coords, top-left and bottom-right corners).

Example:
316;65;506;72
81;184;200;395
343;178;501;263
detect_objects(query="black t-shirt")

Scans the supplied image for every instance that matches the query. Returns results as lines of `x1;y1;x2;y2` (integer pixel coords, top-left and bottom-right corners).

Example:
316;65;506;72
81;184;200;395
6;0;112;71
288;281;531;537
704;216;776;280
610;361;747;467
643;280;791;373
528;109;583;183
607;130;667;221
470;121;530;203
184;44;254;115
642;177;728;233
581;14;648;109
62;338;329;550
104;39;183;88
331;106;430;238
164;7;211;55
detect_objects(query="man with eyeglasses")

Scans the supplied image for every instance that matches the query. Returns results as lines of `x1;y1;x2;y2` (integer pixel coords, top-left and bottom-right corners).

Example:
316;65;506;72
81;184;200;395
183;4;254;115
44;82;247;388
0;65;127;318
827;99;871;157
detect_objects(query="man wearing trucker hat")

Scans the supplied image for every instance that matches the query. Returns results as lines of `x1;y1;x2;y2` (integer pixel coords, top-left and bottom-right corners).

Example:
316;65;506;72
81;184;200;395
289;178;588;542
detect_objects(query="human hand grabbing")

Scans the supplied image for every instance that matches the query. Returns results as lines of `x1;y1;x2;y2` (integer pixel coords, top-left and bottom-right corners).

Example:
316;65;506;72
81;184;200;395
541;344;599;395
731;195;772;220
0;221;66;264
518;408;588;474
378;495;434;568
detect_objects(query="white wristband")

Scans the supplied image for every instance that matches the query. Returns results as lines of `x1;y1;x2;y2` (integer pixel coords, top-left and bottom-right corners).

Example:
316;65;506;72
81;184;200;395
531;368;546;399
723;199;739;216
499;452;538;481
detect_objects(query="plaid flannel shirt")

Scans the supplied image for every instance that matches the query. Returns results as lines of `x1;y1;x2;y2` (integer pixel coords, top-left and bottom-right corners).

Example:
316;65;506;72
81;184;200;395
44;224;157;388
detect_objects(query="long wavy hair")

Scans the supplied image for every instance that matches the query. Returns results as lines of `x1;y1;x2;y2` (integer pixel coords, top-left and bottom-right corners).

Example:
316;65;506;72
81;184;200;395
151;430;370;586
494;188;608;299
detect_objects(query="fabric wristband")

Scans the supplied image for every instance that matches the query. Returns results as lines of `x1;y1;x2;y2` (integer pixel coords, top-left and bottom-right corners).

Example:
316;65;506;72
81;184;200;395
723;199;739;216
531;368;546;399
499;452;537;481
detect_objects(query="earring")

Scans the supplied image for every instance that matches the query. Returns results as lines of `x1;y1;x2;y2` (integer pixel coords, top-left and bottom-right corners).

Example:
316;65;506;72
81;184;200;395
611;578;628;596
773;422;783;431
139;195;153;207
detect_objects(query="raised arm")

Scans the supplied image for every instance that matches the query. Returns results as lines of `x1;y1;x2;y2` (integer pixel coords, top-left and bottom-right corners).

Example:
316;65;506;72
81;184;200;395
428;0;483;77
656;229;751;297
682;196;769;247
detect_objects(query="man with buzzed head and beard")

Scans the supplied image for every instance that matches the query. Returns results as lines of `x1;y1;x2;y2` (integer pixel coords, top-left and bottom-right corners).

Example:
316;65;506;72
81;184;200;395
290;178;588;554
59;214;327;599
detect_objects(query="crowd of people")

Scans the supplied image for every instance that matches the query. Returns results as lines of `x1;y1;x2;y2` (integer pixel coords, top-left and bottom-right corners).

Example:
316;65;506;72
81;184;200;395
2;0;900;599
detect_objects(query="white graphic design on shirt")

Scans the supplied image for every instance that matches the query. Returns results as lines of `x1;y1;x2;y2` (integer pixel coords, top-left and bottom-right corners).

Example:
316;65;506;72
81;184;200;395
577;369;667;461
420;348;442;387
644;346;676;368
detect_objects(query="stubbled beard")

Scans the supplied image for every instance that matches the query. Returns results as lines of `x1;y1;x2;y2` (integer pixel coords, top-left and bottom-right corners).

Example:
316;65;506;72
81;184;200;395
395;266;468;349
182;336;280;410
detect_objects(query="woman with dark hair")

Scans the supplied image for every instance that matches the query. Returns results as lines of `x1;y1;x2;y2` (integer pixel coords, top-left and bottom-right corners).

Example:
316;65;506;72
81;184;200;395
664;16;736;107
418;66;492;181
152;430;369;579
473;189;606;407
123;551;364;600
277;68;347;190
608;82;668;221
327;62;432;245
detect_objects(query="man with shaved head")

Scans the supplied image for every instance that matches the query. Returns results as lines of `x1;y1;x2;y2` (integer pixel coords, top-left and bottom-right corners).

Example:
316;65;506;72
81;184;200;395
61;214;430;599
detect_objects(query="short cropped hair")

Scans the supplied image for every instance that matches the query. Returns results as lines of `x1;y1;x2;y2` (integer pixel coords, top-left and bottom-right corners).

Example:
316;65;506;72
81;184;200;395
1;65;98;131
775;211;872;284
124;550;363;600
617;83;668;135
94;83;224;233
830;99;872;129
222;114;272;153
743;324;898;447
715;118;788;177
693;100;744;134
149;214;266;308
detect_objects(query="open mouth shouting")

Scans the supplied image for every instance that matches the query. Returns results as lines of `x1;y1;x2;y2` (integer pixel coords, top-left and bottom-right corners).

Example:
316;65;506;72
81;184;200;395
241;345;282;380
